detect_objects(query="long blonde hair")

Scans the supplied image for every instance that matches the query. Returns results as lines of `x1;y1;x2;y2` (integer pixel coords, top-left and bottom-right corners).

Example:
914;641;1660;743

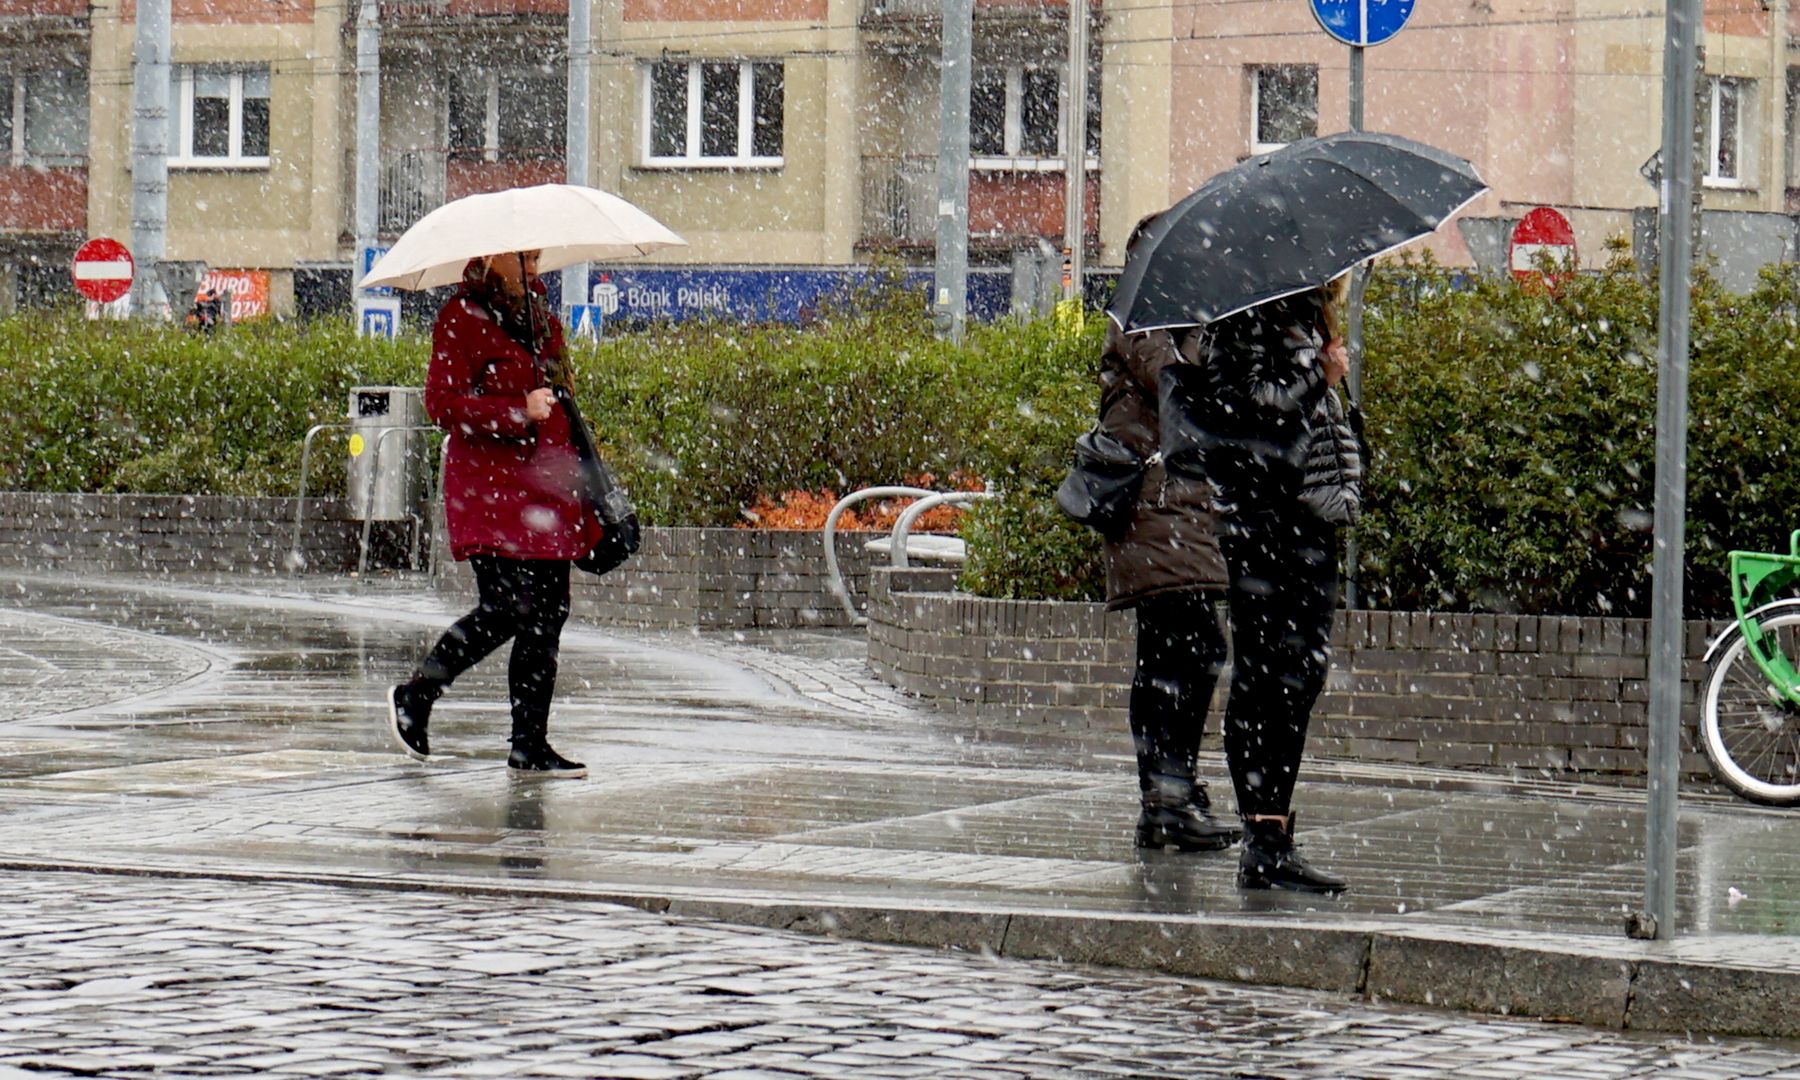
1320;274;1351;340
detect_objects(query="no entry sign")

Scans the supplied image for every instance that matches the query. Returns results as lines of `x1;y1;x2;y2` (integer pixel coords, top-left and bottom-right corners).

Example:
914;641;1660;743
1509;207;1577;288
72;238;135;303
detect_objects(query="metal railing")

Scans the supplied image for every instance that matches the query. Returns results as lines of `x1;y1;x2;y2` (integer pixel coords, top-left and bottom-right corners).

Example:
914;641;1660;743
860;154;935;246
379;149;446;236
287;422;441;578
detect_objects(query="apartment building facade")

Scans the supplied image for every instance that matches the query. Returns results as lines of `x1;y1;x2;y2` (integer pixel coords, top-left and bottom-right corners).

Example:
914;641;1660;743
0;0;1795;316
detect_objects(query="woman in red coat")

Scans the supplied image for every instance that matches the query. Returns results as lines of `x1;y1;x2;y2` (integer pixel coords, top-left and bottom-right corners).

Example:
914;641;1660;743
386;250;601;777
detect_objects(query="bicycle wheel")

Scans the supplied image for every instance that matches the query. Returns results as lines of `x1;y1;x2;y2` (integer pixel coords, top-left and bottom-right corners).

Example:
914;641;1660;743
1701;599;1800;805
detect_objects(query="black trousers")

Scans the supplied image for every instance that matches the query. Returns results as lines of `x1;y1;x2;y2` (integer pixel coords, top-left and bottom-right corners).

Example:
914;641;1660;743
1130;590;1228;801
1220;515;1339;819
414;555;572;743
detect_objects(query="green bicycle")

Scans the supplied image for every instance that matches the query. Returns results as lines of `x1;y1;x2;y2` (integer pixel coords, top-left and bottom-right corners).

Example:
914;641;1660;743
1700;530;1800;804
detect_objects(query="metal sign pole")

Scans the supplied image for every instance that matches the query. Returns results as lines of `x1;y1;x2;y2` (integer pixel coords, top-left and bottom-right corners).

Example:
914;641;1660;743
1344;41;1365;608
1640;0;1701;942
1063;0;1090;304
933;0;974;342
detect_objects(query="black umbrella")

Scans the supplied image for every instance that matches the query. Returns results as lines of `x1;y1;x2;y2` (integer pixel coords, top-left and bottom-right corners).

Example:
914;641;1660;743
1107;131;1487;332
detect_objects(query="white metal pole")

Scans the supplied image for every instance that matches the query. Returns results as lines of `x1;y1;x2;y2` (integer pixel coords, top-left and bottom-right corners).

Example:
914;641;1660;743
1062;0;1089;304
354;0;381;296
128;0;170;318
562;0;592;320
934;0;973;341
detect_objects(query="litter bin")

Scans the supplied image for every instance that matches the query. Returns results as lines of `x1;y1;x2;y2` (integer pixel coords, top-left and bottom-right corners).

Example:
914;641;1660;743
348;386;427;522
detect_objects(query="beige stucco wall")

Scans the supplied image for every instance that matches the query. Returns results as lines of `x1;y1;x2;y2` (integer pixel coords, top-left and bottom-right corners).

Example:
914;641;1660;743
1095;0;1171;266
87;2;347;310
592;9;854;265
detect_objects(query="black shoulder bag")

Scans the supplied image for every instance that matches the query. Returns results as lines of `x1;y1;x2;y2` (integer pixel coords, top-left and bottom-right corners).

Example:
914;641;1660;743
1055;427;1145;539
557;386;642;577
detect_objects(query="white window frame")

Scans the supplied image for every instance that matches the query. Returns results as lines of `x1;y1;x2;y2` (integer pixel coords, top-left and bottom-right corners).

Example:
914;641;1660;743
969;62;1073;172
170;67;271;170
0;69;86;167
449;69;564;162
1249;64;1318;155
1705;74;1752;190
639;59;782;169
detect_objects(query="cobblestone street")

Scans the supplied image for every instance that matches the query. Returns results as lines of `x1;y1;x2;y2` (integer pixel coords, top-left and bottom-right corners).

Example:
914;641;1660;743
3;869;1800;1079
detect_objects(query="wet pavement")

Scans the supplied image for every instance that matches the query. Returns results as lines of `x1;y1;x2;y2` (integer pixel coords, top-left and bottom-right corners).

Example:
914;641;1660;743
4;570;1800;1046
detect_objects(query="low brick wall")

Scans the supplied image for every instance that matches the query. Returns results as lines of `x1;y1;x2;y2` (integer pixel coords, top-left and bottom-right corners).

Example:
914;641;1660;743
436;526;878;629
0;492;361;574
866;567;1723;783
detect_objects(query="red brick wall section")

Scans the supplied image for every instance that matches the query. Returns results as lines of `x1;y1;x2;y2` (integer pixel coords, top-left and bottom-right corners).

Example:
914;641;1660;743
446;158;566;201
624;0;825;20
0;167;85;233
968;171;1100;241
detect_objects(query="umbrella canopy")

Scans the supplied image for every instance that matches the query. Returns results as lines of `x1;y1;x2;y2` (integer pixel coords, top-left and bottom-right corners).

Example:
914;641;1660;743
1107;131;1487;333
360;183;686;291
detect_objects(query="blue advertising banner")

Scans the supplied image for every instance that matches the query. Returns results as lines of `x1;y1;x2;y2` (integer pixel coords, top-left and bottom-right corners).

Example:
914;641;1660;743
583;267;1013;326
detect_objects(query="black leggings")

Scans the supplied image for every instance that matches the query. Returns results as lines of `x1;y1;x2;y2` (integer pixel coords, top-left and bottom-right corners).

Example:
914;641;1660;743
415;555;572;743
1220;517;1339;819
1130;591;1228;799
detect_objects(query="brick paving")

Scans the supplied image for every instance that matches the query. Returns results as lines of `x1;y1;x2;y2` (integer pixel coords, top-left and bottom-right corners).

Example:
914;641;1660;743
3;869;1800;1079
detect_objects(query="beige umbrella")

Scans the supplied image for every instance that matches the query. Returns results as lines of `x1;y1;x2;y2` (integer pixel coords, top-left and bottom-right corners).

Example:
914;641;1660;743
359;183;685;291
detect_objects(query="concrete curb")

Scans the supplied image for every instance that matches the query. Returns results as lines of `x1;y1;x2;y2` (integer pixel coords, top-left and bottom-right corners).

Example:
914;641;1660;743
2;856;1790;1039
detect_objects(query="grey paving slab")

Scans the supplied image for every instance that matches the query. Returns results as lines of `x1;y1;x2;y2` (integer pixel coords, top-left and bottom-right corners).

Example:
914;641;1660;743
1;570;1799;1042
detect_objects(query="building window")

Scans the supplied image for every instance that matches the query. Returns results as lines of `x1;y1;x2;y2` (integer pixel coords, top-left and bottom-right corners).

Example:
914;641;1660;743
1250;65;1317;154
1706;75;1751;188
0;68;87;166
171;67;270;167
448;68;566;162
970;63;1068;164
642;60;783;167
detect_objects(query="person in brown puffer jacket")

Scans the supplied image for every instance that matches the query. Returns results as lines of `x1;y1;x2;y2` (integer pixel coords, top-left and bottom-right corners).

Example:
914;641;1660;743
1097;218;1240;853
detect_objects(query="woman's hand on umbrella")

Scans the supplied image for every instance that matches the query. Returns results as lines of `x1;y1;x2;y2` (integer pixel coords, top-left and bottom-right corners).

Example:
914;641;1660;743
1322;338;1350;388
524;388;556;422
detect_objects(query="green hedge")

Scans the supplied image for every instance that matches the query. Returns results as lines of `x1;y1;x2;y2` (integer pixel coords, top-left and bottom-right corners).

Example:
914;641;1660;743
0;289;1085;522
959;251;1800;616
0;313;421;497
7;255;1798;617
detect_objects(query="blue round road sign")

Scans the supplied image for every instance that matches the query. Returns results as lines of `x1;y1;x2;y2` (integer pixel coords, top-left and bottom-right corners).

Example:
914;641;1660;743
1311;0;1417;47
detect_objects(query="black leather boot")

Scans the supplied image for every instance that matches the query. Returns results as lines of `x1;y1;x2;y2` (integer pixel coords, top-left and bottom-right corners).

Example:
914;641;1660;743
386;680;436;760
1136;780;1242;852
1237;813;1347;894
506;737;587;778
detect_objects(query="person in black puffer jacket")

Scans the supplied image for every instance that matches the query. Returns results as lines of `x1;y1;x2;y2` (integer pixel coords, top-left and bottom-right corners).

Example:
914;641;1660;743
1178;275;1353;894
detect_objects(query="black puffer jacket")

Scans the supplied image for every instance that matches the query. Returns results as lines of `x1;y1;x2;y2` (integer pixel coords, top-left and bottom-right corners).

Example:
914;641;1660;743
1298;387;1362;524
1185;293;1330;528
1096;321;1226;609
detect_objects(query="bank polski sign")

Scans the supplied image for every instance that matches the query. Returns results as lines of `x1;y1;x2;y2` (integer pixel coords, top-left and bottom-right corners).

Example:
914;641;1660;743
1311;0;1416;47
586;267;1011;324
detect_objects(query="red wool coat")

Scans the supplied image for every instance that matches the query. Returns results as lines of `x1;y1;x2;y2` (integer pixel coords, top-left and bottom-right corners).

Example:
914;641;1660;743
425;290;602;562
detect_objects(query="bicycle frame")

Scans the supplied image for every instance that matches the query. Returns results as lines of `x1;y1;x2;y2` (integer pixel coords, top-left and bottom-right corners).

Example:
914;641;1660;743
1729;528;1800;707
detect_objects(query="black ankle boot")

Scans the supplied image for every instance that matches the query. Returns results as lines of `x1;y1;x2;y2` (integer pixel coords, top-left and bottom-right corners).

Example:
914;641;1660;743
1237;813;1347;894
387;681;435;760
506;738;586;778
1136;782;1242;852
